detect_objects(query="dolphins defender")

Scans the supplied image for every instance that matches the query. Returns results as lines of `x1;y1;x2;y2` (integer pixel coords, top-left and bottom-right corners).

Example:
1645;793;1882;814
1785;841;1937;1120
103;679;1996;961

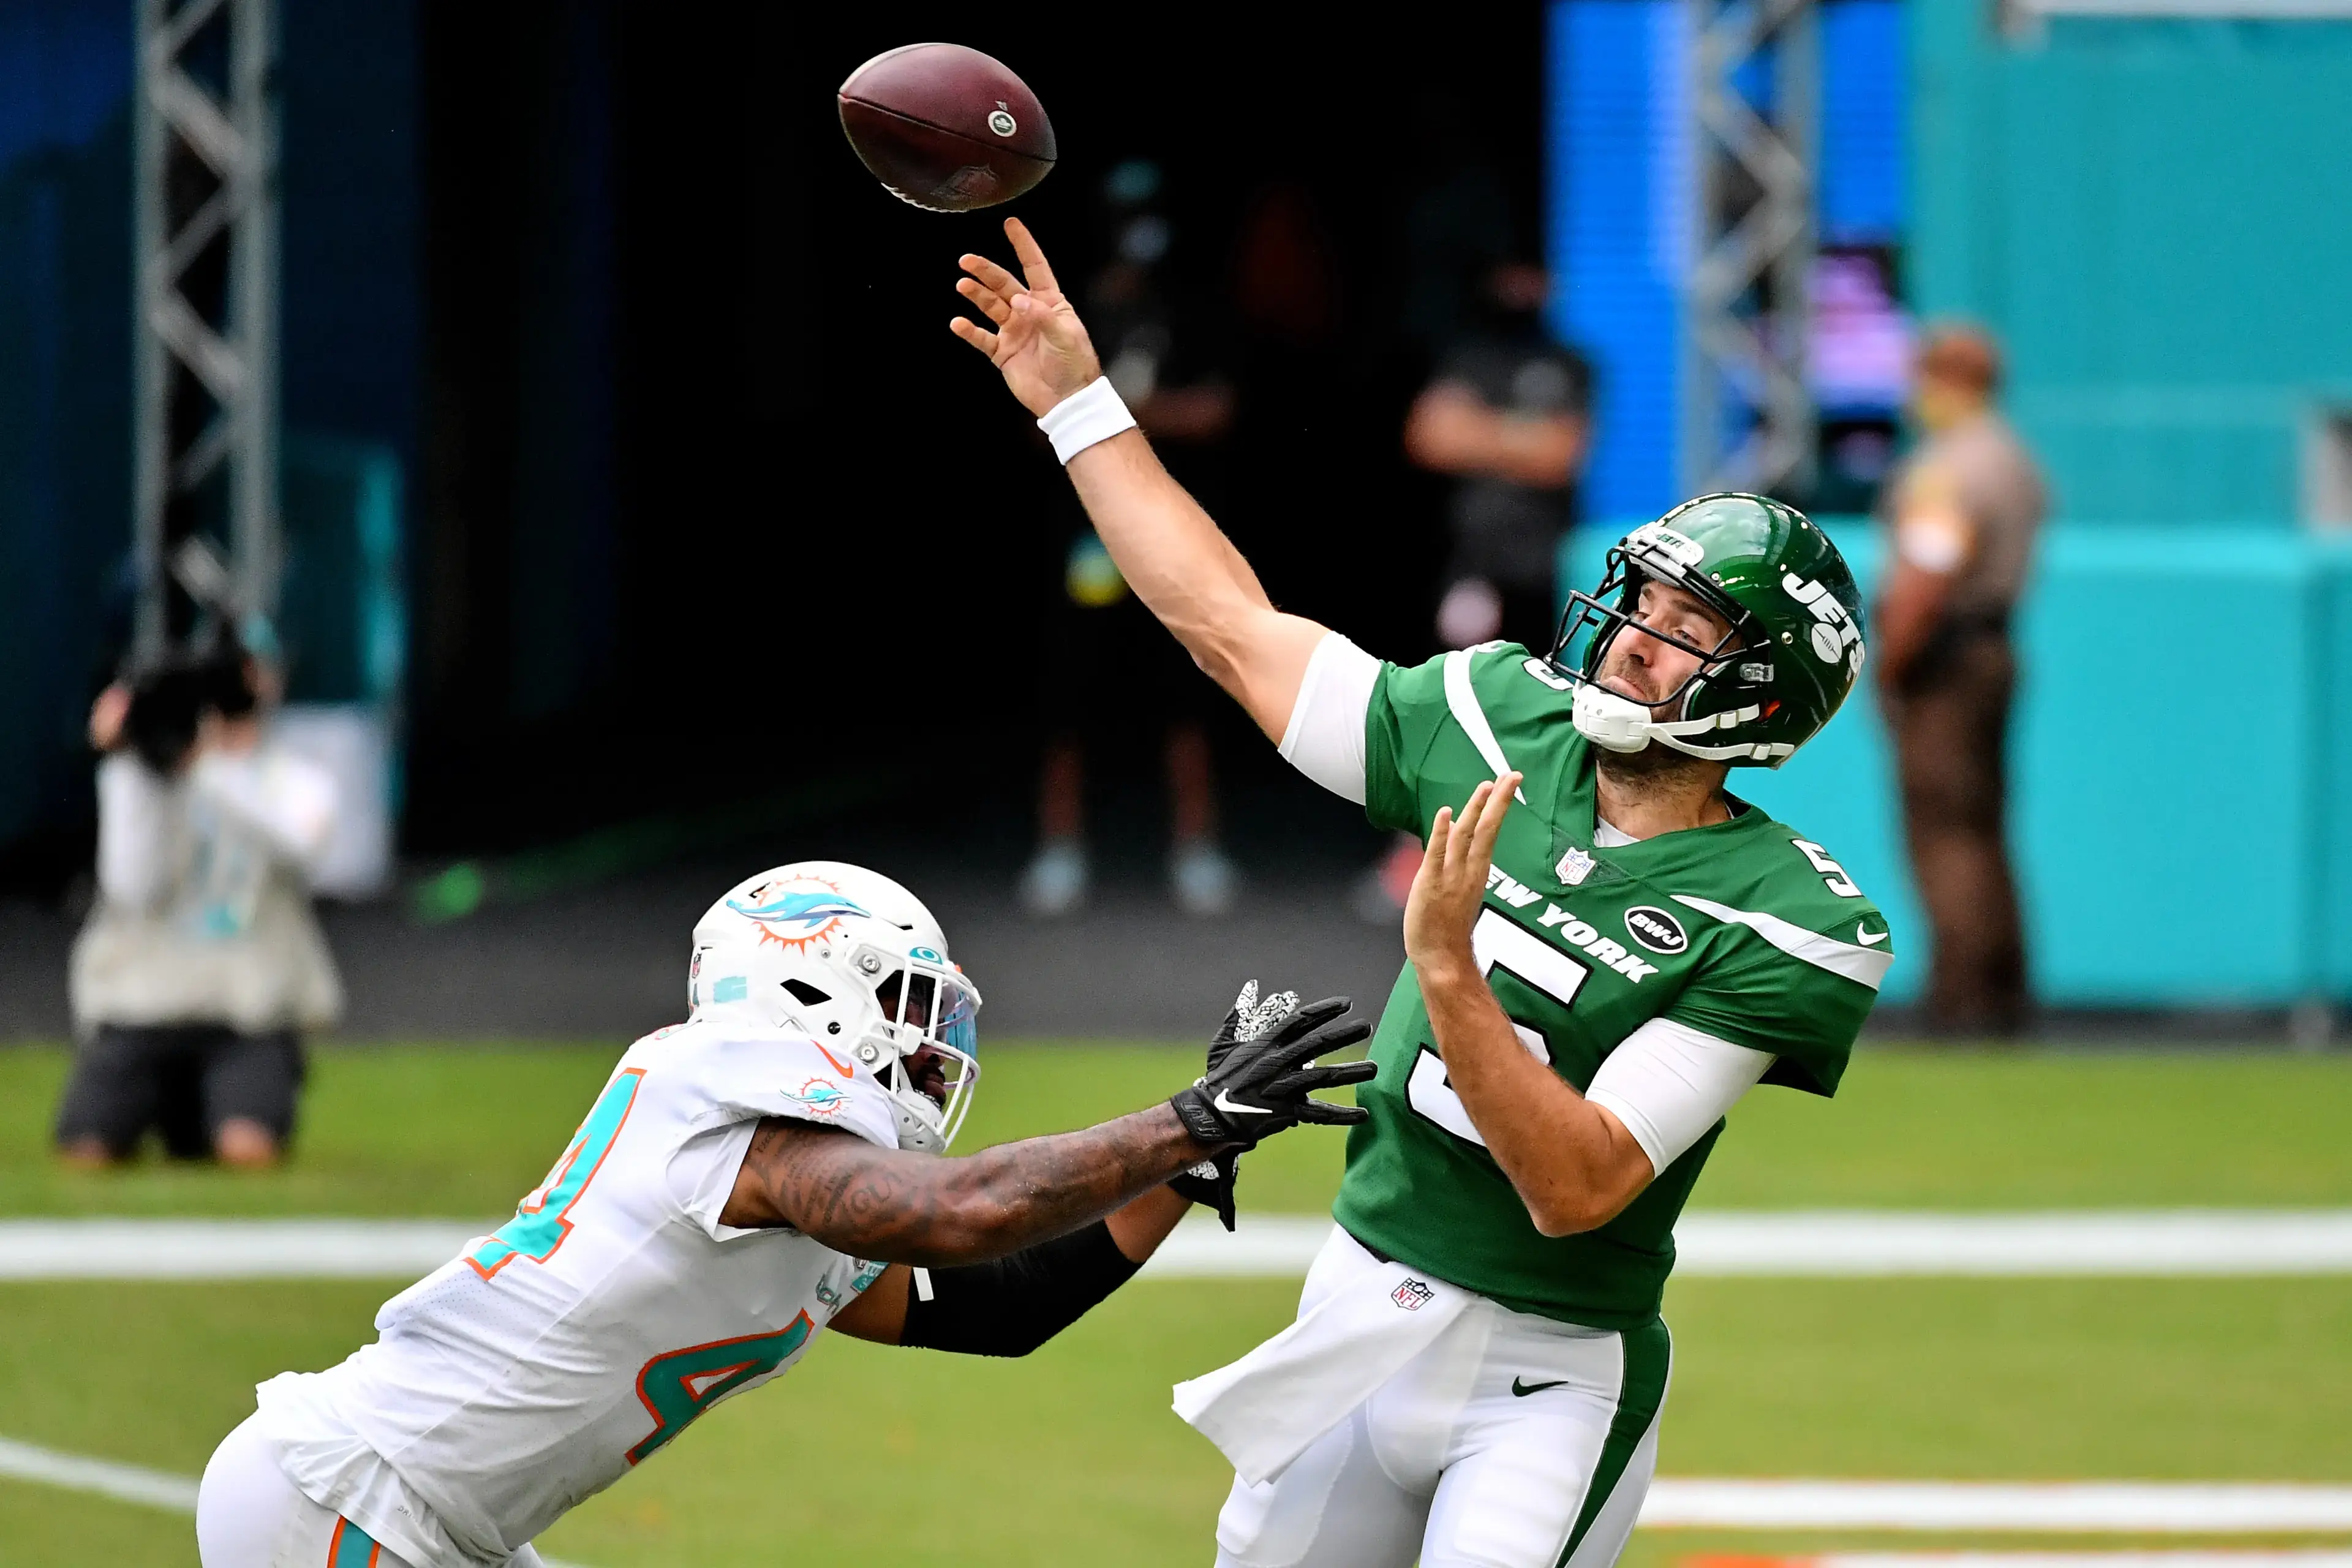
195;861;1371;1567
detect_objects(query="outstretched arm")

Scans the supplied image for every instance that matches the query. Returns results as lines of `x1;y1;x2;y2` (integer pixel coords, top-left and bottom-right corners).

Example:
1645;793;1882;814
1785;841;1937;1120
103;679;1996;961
827;1185;1189;1349
720;1105;1205;1268
722;989;1371;1264
952;219;1329;741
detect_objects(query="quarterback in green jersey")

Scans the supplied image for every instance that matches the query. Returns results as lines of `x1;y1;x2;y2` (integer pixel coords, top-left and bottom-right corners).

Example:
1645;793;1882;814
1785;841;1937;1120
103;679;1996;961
951;221;1893;1568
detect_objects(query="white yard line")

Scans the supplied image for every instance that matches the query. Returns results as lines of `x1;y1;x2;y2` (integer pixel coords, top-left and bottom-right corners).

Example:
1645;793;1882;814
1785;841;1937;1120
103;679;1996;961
0;1433;595;1567
1768;1556;2352;1568
1142;1215;1338;1277
4;1427;2348;1542
0;1219;486;1280
1670;1211;2352;1277
0;1434;198;1511
1641;1479;2352;1531
6;1212;2352;1281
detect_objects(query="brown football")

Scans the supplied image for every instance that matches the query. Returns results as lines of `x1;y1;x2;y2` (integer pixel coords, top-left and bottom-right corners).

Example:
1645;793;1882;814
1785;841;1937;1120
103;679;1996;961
837;43;1055;213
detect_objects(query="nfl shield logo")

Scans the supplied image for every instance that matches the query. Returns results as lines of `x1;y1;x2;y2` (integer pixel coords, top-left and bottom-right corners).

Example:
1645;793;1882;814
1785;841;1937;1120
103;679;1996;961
1392;1278;1434;1311
1556;846;1596;886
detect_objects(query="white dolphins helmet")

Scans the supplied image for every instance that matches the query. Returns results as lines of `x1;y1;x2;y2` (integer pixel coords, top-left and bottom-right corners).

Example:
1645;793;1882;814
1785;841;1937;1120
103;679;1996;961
688;861;982;1153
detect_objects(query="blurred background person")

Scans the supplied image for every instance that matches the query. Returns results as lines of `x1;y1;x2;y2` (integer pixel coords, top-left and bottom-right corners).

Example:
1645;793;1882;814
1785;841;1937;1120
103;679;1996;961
1872;324;2046;1037
1359;256;1591;916
58;618;343;1167
1403;256;1592;654
1023;159;1238;919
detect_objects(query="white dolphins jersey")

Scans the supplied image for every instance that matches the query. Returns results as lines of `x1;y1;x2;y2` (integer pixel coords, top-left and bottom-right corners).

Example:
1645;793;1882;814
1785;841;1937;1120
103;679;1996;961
253;1021;900;1566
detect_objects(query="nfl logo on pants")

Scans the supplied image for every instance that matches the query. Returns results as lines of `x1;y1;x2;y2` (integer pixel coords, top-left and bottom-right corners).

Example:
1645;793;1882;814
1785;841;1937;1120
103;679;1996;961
1392;1278;1434;1311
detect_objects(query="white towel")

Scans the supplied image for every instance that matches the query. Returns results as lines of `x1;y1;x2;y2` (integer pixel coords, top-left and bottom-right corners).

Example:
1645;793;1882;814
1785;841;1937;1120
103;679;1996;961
1172;1249;1471;1485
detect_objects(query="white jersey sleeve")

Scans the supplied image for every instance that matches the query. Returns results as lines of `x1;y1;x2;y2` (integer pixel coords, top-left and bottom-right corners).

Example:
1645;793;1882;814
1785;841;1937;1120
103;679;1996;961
95;753;177;910
663;1033;903;1238
1278;631;1381;805
669;1033;900;1150
1583;1018;1774;1174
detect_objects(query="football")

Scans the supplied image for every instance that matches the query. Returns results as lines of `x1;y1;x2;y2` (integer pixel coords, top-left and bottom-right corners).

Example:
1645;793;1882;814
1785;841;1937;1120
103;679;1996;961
837;43;1056;212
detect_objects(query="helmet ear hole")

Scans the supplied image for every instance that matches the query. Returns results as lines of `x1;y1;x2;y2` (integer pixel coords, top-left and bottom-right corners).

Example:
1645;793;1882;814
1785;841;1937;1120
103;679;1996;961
782;979;831;1007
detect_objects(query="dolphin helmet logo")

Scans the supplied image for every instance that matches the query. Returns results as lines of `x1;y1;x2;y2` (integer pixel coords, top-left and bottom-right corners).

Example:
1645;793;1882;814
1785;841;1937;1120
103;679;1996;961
724;878;871;952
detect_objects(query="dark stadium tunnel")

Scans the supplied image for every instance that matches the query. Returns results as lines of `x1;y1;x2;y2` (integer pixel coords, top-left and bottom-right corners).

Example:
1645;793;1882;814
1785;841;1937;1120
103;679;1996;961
403;2;1548;859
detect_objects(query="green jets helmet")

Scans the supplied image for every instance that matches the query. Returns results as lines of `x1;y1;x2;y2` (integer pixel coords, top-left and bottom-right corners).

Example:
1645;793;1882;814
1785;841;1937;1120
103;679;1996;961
1547;492;1865;767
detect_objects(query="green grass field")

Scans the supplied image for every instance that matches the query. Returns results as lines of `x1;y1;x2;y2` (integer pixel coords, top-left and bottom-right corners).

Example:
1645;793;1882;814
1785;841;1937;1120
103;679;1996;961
0;1042;2348;1566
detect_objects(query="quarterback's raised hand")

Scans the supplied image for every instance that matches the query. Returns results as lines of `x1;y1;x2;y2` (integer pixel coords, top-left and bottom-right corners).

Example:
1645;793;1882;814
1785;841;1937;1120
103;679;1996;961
1404;773;1523;980
1168;990;1375;1149
952;218;1103;417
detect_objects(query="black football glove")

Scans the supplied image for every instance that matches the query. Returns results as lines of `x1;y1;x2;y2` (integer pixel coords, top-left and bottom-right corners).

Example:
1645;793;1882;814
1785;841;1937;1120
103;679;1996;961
1169;985;1375;1150
1161;982;1270;1222
1168;981;1305;1229
1169;1148;1242;1231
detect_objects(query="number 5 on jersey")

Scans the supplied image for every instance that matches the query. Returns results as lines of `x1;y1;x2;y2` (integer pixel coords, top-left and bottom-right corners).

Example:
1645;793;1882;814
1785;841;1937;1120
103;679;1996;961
469;1068;646;1280
1408;910;1586;1147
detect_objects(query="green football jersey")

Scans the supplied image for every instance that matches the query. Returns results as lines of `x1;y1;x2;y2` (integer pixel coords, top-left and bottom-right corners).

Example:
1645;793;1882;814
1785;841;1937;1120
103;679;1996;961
1332;643;1893;1329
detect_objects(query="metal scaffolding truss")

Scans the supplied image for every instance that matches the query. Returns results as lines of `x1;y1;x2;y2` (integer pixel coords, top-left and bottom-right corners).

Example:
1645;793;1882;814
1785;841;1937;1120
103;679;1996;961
132;0;279;655
1681;0;1819;501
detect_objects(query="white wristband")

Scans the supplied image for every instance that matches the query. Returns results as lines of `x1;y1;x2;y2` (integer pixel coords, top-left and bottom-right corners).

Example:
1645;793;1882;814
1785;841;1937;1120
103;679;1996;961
1036;377;1138;465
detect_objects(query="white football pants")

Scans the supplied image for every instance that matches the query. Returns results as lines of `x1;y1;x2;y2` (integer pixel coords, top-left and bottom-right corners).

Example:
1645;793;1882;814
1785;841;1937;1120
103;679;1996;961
197;1415;548;1568
1212;1231;1670;1568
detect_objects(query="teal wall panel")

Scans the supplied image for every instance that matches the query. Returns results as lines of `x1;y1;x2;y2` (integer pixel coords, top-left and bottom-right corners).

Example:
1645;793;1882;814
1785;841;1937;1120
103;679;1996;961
2321;536;2352;997
1909;3;2352;521
2007;529;2320;1003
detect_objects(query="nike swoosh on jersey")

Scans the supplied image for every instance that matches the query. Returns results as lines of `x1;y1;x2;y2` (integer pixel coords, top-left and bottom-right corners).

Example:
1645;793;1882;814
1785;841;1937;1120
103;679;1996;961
1672;894;1895;990
1212;1089;1270;1117
1510;1376;1569;1397
1856;925;1889;945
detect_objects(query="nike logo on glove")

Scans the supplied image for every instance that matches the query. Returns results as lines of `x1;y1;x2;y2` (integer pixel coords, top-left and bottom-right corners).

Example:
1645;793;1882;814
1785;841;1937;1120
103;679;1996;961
1511;1377;1568;1397
1856;925;1889;945
1213;1089;1270;1117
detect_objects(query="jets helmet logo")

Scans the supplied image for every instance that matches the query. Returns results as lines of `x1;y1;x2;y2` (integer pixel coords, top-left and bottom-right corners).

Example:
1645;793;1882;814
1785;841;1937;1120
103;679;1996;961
1781;572;1862;666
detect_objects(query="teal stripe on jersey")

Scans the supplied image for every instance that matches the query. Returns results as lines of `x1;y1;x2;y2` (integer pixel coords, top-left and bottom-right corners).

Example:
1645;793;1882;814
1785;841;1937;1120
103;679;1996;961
1558;1316;1672;1564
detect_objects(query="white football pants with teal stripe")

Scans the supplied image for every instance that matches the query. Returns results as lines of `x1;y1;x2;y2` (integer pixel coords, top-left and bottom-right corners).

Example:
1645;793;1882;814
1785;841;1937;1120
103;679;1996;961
197;1415;550;1568
1212;1231;1670;1568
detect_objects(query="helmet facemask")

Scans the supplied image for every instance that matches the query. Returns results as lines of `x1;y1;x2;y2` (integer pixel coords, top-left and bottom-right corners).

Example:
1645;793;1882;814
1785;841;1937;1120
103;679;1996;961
1550;537;1779;761
845;940;982;1155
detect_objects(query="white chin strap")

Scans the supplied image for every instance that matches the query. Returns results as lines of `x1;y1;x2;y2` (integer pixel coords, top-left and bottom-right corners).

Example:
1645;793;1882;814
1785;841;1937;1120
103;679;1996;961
1570;682;1795;763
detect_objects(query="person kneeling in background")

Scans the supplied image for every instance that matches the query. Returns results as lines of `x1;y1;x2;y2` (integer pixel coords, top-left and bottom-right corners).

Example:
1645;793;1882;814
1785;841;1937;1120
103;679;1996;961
58;630;342;1169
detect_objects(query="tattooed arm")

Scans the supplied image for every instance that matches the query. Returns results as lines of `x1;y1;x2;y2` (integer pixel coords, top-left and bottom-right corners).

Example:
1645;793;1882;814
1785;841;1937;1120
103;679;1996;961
717;1104;1210;1267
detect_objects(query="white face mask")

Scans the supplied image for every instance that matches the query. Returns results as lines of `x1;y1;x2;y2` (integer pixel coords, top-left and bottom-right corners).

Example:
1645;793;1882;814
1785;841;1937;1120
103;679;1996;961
1571;682;1659;753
